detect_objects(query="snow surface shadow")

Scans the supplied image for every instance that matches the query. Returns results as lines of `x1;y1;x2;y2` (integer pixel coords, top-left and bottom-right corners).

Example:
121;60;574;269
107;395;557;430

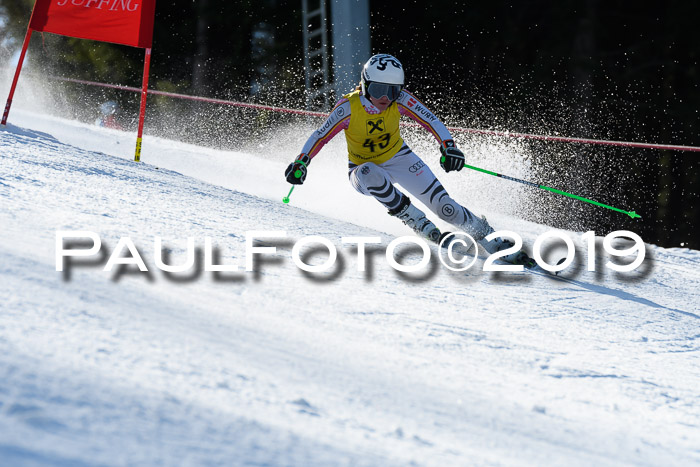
541;273;699;320
0;444;98;467
1;123;61;143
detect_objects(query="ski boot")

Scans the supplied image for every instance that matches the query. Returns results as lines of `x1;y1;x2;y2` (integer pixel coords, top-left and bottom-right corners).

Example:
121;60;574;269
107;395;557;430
389;196;441;243
465;215;536;268
480;235;536;268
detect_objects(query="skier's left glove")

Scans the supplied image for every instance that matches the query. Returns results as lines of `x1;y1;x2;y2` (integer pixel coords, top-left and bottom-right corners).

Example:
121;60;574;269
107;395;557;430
439;140;465;173
285;154;311;185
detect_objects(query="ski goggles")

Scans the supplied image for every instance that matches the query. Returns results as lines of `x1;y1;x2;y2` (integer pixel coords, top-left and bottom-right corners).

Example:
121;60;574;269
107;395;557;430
367;82;402;101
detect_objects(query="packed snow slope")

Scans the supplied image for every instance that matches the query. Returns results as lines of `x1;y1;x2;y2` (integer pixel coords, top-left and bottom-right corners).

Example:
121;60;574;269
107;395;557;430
1;108;700;466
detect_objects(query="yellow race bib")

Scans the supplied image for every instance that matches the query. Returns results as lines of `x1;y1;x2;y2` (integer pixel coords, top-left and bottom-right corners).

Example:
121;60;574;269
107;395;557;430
344;90;403;165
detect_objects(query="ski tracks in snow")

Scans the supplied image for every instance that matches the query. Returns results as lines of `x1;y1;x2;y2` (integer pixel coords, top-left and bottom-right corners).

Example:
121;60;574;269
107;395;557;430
1;112;700;465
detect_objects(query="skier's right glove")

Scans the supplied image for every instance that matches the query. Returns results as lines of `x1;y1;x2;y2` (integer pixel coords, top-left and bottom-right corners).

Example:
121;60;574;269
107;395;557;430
285;154;311;185
439;140;465;173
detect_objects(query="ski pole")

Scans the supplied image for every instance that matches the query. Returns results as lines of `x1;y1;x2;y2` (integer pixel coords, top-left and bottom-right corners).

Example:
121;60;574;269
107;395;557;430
282;185;295;204
460;162;641;219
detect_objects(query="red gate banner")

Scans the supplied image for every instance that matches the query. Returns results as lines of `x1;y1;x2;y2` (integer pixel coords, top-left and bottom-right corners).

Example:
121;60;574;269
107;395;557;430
3;0;156;161
29;0;156;48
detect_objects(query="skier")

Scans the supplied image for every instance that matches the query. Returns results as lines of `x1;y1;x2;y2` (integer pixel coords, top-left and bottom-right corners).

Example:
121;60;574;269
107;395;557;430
285;53;529;264
95;100;123;130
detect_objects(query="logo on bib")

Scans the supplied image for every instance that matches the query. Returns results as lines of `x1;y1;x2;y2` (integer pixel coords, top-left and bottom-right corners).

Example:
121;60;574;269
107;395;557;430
366;118;385;135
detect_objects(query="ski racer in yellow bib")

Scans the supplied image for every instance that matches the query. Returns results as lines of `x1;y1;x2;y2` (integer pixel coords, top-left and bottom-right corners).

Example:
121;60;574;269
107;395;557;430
285;54;530;265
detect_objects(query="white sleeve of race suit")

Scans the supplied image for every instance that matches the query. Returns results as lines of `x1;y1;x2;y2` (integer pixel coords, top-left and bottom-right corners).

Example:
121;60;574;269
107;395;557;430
397;90;454;144
299;99;352;159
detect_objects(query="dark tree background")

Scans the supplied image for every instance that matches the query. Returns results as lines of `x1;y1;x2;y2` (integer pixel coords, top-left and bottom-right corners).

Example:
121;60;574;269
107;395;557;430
1;0;698;249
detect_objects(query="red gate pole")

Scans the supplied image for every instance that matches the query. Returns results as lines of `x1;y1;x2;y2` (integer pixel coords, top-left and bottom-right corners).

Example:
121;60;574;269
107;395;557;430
134;47;152;162
2;28;33;126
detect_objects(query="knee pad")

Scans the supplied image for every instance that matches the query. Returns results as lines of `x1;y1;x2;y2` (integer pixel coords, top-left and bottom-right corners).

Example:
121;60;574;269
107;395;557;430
351;162;390;194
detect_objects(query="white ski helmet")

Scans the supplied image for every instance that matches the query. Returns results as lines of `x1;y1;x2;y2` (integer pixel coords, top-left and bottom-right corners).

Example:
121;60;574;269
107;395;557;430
361;54;404;100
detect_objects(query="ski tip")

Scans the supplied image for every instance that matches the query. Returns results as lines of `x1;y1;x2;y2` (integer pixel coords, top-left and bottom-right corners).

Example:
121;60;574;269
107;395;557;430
628;211;641;219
